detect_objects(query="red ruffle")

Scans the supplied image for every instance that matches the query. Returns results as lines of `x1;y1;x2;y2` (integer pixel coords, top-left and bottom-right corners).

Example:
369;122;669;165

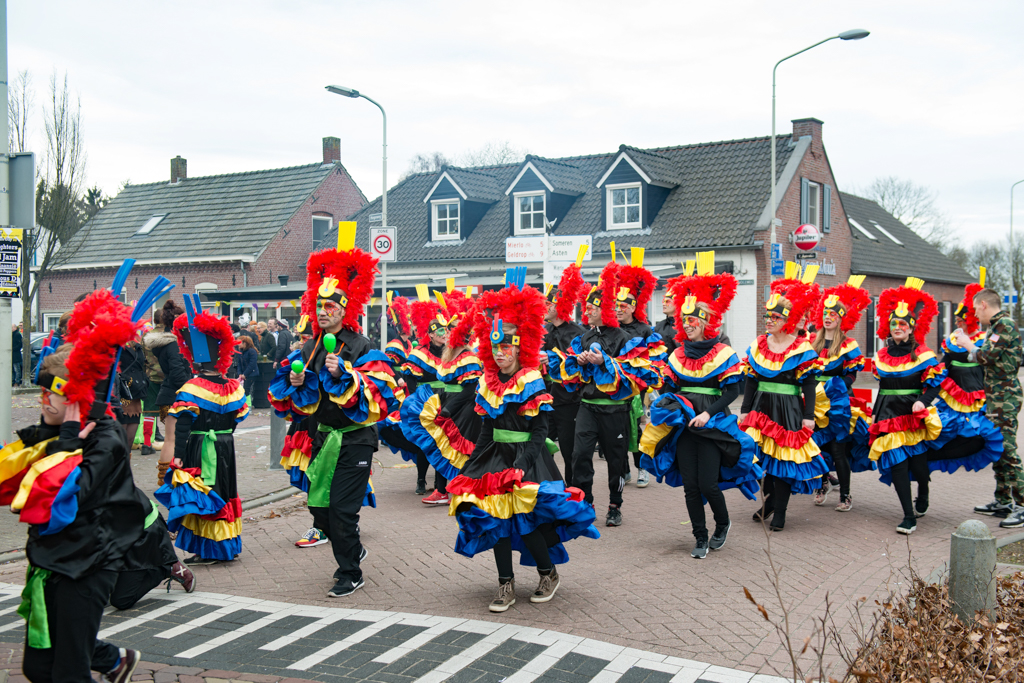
434;415;476;455
292;430;312;455
875;346;931;368
200;496;242;523
672;344;728;371
940;377;984;405
566;486;585;502
269;396;293;413
518;394;553;415
0;466;28;505
187;377;243;396
740;411;814;448
358;359;393;374
755;335;806;363
869;410;929;436
448;469;523;498
620;343;649;362
850;395;872;417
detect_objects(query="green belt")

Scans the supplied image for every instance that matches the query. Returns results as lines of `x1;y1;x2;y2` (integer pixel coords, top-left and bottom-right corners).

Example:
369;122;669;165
192;429;233;485
680;386;722;396
582;397;628;406
307;423;365;507
951;360;979;368
493;429;558;455
758;382;801;396
878;389;921;396
144;499;159;529
424;381;463;392
19;566;52;649
818;375;836;381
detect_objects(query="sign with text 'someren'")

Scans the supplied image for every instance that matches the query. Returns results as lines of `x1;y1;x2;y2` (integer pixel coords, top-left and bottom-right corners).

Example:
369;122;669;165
370;227;397;262
505;235;592;263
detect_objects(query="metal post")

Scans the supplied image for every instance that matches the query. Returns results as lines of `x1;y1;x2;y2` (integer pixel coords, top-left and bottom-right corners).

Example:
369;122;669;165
0;0;11;441
268;413;285;470
1011;179;1024;324
380;260;386;350
357;95;388;351
948;520;996;623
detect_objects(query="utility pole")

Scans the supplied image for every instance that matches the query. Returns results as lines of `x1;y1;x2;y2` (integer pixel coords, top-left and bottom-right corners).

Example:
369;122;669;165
0;0;12;442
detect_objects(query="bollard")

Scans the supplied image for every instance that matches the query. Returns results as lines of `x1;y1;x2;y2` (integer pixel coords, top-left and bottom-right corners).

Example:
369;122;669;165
269;413;286;470
948;519;996;624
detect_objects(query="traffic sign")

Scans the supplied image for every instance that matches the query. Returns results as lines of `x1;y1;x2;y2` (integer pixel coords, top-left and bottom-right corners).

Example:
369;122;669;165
505;235;592;263
770;243;783;260
771;259;785;277
370;227;397;262
1004;293;1019;305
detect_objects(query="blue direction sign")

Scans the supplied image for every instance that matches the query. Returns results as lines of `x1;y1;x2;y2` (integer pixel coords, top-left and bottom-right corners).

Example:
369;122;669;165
771;260;785;277
770;243;783;260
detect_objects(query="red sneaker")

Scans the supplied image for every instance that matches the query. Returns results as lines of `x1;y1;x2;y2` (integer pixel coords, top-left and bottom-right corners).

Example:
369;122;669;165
422;490;450;505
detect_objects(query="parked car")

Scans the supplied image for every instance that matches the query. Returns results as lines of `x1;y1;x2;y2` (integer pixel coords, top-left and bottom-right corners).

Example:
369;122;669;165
29;332;48;373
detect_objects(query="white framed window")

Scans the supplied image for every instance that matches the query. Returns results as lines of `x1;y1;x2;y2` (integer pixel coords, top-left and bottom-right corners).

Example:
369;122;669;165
806;181;820;227
606;183;641;229
432;200;460;240
514;192;545;234
44;314;61;332
312;216;332;250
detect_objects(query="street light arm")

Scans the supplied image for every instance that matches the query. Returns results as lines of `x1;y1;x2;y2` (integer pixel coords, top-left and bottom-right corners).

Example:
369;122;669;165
772;36;838;84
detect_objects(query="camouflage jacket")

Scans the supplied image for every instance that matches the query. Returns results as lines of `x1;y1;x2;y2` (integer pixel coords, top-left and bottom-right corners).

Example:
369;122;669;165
975;310;1023;401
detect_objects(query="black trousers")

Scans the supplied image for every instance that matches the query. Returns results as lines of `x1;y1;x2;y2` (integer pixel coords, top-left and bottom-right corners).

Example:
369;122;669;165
889;452;930;519
309;444;374;583
677;433;729;541
493;532;553;579
416;450;429;483
550;402;580;486
24;570;121;683
571;405;629;507
435;471;448;494
821;440;851;498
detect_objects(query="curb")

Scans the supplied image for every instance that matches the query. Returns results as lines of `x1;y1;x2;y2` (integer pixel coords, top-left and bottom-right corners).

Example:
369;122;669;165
0;487;301;565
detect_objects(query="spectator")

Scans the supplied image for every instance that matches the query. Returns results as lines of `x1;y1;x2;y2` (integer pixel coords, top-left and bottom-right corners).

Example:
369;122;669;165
117;337;149;447
274;319;293;364
239;320;259;348
11;323;22;386
259;320;276;359
236;335;259;397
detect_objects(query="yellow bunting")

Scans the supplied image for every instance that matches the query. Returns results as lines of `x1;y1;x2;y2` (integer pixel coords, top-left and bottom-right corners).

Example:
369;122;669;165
386;291;394;305
575;245;588;267
609;241;616;262
337;221;357;251
415;284;430;302
696;251;715;277
446;278;455;292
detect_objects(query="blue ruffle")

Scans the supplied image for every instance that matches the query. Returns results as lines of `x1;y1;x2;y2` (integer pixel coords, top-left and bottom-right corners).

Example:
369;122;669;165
402;385;463;481
378;420;419;463
759;453;829;495
38;467;81;536
364;482;376;508
173;527;241;562
644;332;668;363
319;350;400;424
268;351;320;417
639;396;763;500
288;466;310;492
666;350;743;385
875;355;943;380
454;480;599;566
926;401;1003;477
744;345;819;379
155;477;227;522
437;359;482;384
474;375;551;419
848;415;877;472
813;377;853;447
876;441;932;484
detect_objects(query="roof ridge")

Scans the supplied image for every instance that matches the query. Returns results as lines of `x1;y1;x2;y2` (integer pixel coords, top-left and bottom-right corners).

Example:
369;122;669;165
647;133;791;153
526;155;581;170
445;165;502;179
120;161;332;189
620;144;672;159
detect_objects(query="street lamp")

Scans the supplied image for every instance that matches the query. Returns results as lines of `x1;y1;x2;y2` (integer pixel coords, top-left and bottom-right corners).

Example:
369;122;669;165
769;29;870;276
1010;179;1024;323
326;84;389;351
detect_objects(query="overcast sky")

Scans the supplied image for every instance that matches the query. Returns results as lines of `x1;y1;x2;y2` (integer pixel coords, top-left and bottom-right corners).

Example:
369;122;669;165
10;0;1024;245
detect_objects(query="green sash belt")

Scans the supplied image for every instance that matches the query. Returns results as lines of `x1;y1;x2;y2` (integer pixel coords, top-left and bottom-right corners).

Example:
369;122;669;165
818;375;836;381
680;386;722;396
878;389;921;396
192;429;232;486
19;566;52;649
307;423;365;508
951;360;979;368
424;381;463;392
581;397;628;406
144;499;159;529
628;395;644;452
493;429;559;455
758;382;801;396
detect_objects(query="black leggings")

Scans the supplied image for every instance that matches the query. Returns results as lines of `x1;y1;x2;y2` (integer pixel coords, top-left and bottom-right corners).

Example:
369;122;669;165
822;441;851;498
493;532;553;579
888;452;930;519
677;434;729;540
416;451;429;482
763;474;792;514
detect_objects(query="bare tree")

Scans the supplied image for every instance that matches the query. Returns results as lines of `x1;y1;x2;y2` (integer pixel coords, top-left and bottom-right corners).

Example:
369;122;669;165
401;151;451;179
458;140;529;167
9;69;32;153
861;176;952;247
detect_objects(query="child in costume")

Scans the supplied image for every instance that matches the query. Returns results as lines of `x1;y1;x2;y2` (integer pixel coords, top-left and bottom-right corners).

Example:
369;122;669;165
809;275;873;511
639;252;760;558
384;293;414;367
269;227;401;597
447;269;599;613
741;263;829;531
156;297;249;564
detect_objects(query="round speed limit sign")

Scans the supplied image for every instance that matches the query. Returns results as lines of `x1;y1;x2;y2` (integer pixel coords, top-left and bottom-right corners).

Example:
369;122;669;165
370;228;396;261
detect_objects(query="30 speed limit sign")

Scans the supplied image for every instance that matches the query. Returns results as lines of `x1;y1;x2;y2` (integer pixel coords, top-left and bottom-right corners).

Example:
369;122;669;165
370;227;397;262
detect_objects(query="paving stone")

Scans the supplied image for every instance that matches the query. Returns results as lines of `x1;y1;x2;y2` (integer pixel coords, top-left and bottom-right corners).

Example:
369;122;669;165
202;672;243;680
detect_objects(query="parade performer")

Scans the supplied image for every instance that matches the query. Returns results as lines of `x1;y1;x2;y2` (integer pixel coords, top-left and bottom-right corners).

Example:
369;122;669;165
2;283;160;683
551;258;659;527
543;248;589;485
869;278;945;535
810;275;873;511
384;292;414;366
268;226;401;597
639;252;760;558
448;268;599;612
741;263;828;531
614;247;666;489
654;287;678;358
155;296;249;564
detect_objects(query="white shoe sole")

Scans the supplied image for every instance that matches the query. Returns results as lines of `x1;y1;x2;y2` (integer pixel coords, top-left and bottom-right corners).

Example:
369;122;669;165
896;526;916;535
489;598;515;612
530;581;559;603
295;539;329;547
636;479;649;489
327;580;364;598
422;500;449;506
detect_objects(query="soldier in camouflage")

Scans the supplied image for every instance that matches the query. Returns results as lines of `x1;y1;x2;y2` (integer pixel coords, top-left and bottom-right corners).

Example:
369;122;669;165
954;287;1024;524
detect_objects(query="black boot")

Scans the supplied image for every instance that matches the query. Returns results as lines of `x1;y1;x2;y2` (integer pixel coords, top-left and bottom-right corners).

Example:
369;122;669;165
415;479;427;495
769;481;792;531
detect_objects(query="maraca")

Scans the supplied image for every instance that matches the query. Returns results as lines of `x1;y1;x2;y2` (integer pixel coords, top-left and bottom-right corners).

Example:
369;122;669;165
324;333;337;355
590;343;602;353
291;360;304;375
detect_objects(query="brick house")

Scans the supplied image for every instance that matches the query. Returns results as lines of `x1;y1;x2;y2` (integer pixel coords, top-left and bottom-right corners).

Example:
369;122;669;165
34;137;366;330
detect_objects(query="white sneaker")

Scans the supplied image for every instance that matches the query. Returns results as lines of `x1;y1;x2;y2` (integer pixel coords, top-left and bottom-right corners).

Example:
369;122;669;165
636;469;650;488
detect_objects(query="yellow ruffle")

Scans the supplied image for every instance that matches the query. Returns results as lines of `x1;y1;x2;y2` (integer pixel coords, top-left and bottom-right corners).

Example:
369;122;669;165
180;514;242;542
872;349;938;374
850;406;872;434
327;362;362;407
639;422;673;457
477;369;546;411
448;484;540;520
419;393;470;469
168;404;200;417
938;389;985;413
180;381;246;406
440;353;481;376
744;428;820;464
280;449;310;472
748;339;815;372
0;438;55;486
869;408;943;461
814;384;830;429
11;449;82;513
406;349;443;376
667;346;738;380
169;467;213;495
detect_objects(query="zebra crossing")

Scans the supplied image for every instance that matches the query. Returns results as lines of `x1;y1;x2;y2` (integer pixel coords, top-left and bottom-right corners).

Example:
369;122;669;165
0;583;786;683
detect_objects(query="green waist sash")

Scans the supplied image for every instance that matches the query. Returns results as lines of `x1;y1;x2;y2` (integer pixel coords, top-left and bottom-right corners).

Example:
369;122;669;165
493;428;558;455
818;375;836;381
425;381;463;392
19;566;52;649
192;429;233;485
582;397;628;406
680;386;722;396
758;381;801;396
951;360;979;368
307;423;366;507
878;388;921;396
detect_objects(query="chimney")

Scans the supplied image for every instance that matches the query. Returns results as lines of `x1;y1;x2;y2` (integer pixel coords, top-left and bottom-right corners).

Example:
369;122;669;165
170;156;187;184
323;137;341;165
278;275;289;287
791;118;824;145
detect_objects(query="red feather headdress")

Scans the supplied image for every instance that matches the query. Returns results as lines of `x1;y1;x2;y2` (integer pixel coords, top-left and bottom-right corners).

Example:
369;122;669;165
472;284;547;377
173;311;237;375
552;263;586;322
615;248;658;324
668;251;737;342
583;261;619;327
954;268;986;336
768;262;822;335
304;243;379;335
877;278;937;345
813;274;871;334
439;288;477;348
63;289;141;414
387;295;413;337
410;285;442;348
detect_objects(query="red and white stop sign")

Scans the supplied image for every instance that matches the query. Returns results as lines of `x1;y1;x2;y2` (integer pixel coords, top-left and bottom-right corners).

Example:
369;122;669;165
794;224;820;251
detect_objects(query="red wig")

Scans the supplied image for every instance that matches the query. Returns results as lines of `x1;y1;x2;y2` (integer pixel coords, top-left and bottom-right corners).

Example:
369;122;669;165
583;262;619;327
472;284;547;377
63;289;140;414
447;306;479;349
304;247;379;334
813;282;871;333
877;282;938;345
770;277;822;335
956;282;983;335
616;264;658;324
173;311;237;375
669;272;737;342
388;296;413;337
411;299;441;348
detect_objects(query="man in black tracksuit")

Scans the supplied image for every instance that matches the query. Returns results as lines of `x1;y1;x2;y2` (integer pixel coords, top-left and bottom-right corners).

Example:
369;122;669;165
543;292;585;486
653;291;678;358
617;293;655;486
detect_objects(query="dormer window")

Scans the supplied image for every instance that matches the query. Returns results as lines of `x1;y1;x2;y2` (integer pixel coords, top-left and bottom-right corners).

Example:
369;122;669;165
432;199;460;240
607;183;641;229
514;192;545;235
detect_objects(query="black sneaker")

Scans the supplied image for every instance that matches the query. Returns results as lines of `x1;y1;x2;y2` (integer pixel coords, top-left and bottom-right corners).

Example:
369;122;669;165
691;538;709;559
415;479;427;495
140;445;155;456
605;506;622;527
896;516;917;535
999;507;1024;528
103;648;141;683
975;500;1013;518
327;578;365;598
333;547;369;580
183;555;219;566
914;495;928;518
709;521;731;550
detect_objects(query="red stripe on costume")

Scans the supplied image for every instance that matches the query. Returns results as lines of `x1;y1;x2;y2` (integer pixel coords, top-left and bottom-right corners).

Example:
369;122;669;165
674;344;729;371
869;411;929;437
358;360;393;374
756;335;805;363
849;396;872;416
518;394;553;415
566;486;585;502
269;397;293;414
740;411;814;448
434;415;476;455
939;377;985;405
875;346;932;368
620;344;650;362
187;377;242;396
20;455;82;525
201;496;243;523
448;469;523;498
0;466;29;506
292;430;312;455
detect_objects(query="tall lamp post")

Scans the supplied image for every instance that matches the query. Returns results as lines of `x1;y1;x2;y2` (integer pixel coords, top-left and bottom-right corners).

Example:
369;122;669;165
326;85;389;351
769;29;870;278
1010;179;1024;323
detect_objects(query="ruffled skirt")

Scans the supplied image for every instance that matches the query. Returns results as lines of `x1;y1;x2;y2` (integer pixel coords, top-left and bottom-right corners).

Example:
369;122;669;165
155;467;241;561
741;404;828;495
401;385;478;482
812;378;853;448
925;395;1002;478
869;407;944;484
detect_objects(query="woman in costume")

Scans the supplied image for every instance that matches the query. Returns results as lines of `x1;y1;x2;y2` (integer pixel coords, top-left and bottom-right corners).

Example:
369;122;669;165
384;293;415;367
639;251;760;559
741;263;829;531
809;275;873;511
868;278;946;535
149;300;192;485
448;270;599;612
156;304;249;563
